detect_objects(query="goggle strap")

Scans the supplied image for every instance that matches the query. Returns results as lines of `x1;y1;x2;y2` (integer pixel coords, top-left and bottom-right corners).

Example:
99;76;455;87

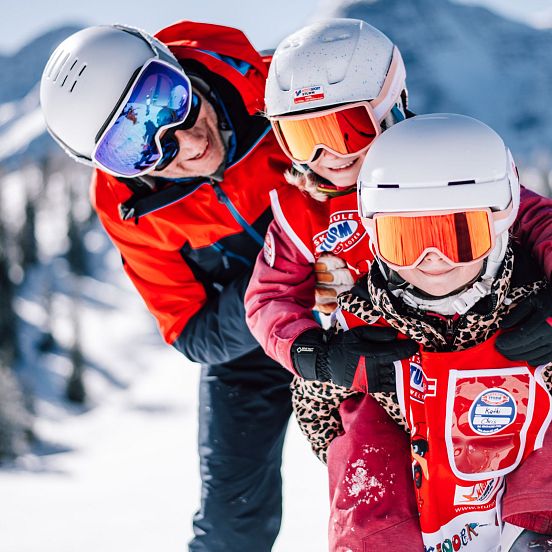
370;47;406;122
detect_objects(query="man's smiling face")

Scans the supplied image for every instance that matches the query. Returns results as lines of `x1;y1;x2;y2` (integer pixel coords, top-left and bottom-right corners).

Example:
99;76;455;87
150;91;226;179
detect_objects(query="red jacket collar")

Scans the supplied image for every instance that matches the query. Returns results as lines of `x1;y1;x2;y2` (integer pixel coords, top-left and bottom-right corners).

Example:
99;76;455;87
154;20;269;116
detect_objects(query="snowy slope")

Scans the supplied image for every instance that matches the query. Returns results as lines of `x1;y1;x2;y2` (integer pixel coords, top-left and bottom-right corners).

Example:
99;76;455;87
317;0;552;160
0;339;328;552
0;162;329;551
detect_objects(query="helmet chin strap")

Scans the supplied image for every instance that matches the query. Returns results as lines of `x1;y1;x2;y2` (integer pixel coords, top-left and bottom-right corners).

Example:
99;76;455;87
387;232;509;316
393;280;493;316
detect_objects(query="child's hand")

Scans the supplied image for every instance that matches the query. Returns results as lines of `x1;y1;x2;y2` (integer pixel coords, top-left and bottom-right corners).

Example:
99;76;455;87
290;326;418;390
314;254;355;314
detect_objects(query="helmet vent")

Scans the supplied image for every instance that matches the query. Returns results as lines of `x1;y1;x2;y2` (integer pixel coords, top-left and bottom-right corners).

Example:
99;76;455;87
44;48;65;79
69;65;87;93
49;51;71;83
448;180;476;186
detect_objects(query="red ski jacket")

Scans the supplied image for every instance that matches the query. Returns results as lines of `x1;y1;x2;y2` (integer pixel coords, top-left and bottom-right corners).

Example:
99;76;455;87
91;21;290;364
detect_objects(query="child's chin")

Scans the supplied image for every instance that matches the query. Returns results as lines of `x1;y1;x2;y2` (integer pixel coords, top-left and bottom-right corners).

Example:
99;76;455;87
414;277;463;297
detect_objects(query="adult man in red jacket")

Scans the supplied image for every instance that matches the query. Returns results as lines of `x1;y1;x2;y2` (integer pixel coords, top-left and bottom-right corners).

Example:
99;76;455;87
40;22;294;551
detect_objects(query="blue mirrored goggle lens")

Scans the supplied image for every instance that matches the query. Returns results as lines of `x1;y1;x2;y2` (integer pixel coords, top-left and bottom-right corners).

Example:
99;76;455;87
154;93;203;171
94;61;191;177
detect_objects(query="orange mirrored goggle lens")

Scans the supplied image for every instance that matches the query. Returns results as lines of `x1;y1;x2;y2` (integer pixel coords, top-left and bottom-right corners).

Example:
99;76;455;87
274;105;378;162
375;210;493;268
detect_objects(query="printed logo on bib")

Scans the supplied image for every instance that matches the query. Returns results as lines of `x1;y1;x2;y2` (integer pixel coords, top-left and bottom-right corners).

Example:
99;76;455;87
263;231;275;267
468;388;516;436
293;85;324;104
410;361;437;404
313;211;366;254
453;478;501;507
426;522;483;552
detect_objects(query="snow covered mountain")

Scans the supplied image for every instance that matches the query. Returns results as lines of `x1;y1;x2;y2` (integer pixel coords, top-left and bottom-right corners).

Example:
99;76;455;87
0;3;552;168
317;0;552;160
0;26;81;169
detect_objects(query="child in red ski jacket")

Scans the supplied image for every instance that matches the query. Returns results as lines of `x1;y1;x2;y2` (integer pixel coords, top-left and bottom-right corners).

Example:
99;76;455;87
318;114;552;551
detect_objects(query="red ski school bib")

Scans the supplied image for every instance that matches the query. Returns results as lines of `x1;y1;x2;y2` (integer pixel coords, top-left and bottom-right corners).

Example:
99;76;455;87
393;334;552;552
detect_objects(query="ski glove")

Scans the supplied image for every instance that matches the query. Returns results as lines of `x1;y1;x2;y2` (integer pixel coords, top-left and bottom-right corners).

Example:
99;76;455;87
291;326;419;391
496;287;552;367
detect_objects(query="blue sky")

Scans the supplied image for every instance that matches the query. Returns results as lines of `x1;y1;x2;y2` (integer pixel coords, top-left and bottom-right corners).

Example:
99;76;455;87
3;0;551;54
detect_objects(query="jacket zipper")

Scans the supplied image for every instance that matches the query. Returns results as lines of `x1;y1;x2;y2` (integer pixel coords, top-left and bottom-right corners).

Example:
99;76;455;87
444;317;456;345
210;179;265;269
211;180;264;246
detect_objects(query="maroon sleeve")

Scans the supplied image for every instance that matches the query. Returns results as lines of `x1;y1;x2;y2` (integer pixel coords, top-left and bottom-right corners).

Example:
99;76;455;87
512;186;552;279
502;423;552;533
328;395;422;549
245;218;320;373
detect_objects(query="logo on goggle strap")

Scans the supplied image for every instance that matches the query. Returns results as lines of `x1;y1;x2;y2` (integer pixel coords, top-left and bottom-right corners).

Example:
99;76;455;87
314;211;366;254
294;85;325;104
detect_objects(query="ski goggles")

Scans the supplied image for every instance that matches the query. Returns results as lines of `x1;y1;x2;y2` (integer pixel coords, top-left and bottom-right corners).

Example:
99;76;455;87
270;101;381;163
362;208;504;269
92;59;196;177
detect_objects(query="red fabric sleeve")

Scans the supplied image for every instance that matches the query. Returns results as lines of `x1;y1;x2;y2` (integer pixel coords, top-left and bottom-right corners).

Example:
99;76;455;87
91;172;206;345
245;218;320;373
513;186;552;279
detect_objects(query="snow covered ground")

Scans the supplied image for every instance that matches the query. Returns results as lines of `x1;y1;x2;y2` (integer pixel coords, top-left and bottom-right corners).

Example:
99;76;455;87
0;199;329;552
0;350;329;552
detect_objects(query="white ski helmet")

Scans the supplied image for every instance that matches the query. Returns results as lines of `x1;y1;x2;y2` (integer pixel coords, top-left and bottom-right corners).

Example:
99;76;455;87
40;25;183;164
265;18;406;123
358;113;520;307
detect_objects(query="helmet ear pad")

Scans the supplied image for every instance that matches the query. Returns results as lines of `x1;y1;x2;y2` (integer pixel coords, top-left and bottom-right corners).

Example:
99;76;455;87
482;231;509;280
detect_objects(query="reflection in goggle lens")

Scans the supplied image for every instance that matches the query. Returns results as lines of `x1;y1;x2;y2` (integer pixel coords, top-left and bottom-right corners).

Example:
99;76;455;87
94;60;193;177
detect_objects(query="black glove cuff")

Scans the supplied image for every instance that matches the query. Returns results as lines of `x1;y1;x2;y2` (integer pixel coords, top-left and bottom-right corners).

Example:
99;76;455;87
366;362;397;393
291;329;326;380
